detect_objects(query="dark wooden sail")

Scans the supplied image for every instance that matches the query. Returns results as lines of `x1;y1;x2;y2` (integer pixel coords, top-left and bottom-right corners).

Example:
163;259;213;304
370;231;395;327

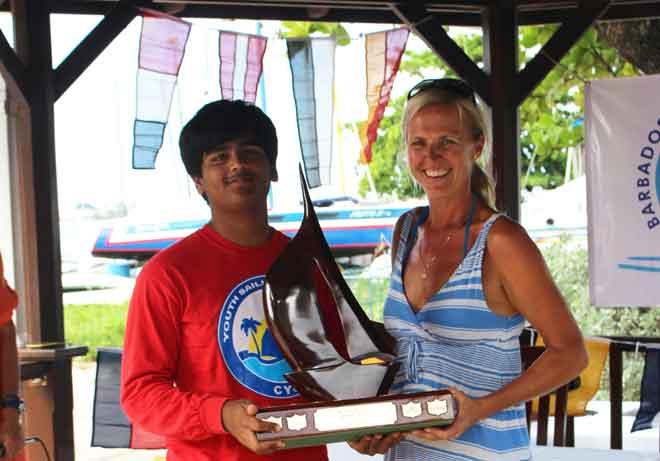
263;165;398;401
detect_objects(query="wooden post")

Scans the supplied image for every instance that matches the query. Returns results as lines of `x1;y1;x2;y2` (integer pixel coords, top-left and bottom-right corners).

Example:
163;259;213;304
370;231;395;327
10;1;70;459
609;343;623;449
482;0;520;221
4;91;39;343
11;0;64;344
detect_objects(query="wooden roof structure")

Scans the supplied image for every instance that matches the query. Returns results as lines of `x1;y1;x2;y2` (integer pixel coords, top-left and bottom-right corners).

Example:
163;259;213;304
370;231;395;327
4;1;659;23
1;1;659;459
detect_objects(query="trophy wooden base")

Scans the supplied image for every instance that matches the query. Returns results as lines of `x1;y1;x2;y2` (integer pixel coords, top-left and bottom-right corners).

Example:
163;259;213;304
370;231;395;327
256;390;456;449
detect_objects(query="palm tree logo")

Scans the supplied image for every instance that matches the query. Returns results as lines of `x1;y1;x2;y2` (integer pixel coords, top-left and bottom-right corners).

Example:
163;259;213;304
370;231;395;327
240;317;261;357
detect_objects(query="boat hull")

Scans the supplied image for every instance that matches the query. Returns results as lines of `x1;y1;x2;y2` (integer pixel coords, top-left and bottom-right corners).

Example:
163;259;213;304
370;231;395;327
92;206;411;261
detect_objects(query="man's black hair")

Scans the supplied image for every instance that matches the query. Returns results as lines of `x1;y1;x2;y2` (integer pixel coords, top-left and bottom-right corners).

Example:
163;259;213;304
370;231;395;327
179;99;278;178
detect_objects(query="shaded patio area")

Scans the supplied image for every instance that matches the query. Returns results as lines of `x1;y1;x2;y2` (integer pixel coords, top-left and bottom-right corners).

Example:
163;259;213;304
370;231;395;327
3;1;660;459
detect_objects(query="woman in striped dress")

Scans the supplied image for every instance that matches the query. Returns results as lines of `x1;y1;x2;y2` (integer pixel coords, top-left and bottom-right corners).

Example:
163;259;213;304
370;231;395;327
349;79;587;460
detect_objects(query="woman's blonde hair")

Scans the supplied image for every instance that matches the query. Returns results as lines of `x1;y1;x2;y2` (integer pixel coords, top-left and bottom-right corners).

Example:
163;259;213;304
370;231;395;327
402;88;495;209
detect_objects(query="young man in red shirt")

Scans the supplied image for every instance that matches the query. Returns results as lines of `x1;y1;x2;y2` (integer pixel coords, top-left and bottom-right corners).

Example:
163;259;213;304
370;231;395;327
121;100;328;461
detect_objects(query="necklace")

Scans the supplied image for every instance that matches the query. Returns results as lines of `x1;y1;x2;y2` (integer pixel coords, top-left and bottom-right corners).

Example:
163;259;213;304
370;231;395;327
416;195;478;281
419;226;455;280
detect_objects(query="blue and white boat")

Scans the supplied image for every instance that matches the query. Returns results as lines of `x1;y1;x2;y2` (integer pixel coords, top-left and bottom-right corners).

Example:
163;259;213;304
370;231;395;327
92;197;417;261
92;176;589;263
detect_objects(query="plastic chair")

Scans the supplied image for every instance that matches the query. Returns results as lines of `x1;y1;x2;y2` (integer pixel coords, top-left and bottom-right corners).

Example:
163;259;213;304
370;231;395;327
533;337;610;445
92;347;165;449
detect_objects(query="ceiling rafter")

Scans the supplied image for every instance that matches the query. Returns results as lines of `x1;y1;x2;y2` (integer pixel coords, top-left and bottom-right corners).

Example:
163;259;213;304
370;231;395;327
0;30;27;101
54;1;137;100
1;1;658;25
516;0;611;104
392;2;491;105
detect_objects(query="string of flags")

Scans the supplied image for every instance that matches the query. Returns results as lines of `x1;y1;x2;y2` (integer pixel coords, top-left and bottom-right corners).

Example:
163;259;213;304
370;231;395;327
131;9;409;185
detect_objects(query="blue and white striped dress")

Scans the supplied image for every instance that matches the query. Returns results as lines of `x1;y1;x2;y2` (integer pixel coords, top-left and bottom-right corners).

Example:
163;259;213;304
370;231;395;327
384;208;530;461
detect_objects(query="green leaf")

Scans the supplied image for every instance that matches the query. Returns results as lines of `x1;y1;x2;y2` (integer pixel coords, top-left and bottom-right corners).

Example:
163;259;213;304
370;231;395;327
279;21;351;47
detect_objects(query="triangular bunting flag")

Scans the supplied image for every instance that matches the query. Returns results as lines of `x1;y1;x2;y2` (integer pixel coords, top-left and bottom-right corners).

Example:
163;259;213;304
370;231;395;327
132;9;191;169
218;31;267;103
286;38;336;188
360;28;409;163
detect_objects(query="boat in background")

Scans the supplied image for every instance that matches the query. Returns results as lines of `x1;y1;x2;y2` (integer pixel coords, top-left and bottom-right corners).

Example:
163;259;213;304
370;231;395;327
91;197;416;262
520;175;588;248
92;176;590;265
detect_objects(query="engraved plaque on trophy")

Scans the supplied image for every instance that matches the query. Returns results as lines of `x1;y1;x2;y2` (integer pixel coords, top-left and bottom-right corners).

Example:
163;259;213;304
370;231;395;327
257;391;455;448
256;166;456;448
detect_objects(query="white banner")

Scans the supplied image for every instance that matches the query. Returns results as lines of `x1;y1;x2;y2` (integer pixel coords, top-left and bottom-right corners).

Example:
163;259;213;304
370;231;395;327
585;74;660;307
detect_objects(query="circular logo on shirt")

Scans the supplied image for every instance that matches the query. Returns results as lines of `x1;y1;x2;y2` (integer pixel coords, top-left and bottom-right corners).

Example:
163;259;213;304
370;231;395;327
217;275;298;399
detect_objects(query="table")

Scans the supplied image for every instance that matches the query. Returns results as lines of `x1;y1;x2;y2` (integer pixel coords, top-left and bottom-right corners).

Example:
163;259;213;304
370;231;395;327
19;344;88;461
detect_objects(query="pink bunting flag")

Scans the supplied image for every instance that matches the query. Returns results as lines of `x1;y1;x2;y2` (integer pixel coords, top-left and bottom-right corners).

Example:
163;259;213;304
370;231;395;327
219;31;268;103
360;28;409;164
132;9;191;169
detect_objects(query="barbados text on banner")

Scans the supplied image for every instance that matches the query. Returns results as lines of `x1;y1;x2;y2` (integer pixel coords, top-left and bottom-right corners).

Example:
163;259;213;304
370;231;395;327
585;73;660;306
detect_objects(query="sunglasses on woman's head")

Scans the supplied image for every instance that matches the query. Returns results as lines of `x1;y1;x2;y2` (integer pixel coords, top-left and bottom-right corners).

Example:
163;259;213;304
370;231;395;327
407;78;477;105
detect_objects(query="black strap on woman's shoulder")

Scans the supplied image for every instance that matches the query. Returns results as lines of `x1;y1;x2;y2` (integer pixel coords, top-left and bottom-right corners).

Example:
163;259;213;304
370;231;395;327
390;209;418;268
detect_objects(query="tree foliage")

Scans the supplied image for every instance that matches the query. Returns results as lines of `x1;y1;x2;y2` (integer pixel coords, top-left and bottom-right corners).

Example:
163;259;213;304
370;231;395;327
519;26;639;189
541;237;660;401
279;21;350;45
361;26;641;197
357;96;424;199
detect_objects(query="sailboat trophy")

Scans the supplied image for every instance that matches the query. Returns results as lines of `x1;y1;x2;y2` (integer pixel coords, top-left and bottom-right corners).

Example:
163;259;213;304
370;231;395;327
256;166;456;448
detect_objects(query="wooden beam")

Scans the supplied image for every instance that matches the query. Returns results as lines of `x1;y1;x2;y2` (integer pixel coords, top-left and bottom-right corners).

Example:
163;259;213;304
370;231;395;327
12;0;64;345
9;10;79;459
515;0;660;25
482;0;520;220
609;342;623;449
54;1;137;100
392;3;491;105
2;0;660;24
600;1;660;21
180;3;480;25
181;4;402;23
517;0;610;105
4;94;41;353
0;31;27;101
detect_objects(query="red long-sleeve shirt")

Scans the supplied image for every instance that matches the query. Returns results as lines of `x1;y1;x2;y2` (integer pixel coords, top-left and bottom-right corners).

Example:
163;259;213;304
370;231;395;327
121;225;328;461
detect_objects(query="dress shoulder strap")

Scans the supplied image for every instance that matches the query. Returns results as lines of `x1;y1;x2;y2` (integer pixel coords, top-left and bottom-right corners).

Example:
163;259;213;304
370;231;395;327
467;212;505;261
391;208;425;270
